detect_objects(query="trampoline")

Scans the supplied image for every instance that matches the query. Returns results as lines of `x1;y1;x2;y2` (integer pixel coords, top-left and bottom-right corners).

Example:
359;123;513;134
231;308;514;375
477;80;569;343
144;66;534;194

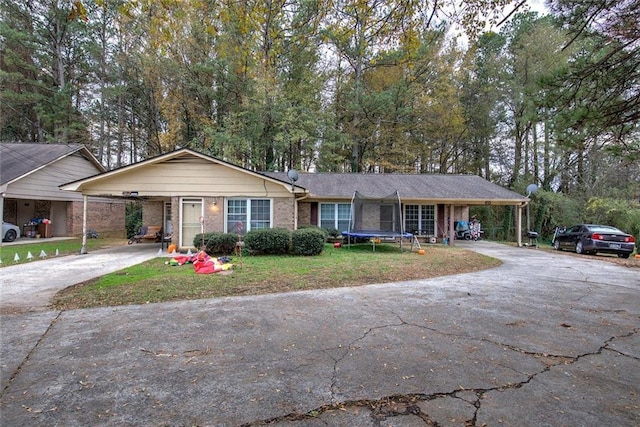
341;230;414;251
341;191;415;252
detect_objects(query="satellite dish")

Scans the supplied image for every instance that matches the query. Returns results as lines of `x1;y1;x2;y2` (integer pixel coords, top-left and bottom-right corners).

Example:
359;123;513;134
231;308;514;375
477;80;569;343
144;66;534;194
287;169;299;183
287;169;299;191
526;184;539;196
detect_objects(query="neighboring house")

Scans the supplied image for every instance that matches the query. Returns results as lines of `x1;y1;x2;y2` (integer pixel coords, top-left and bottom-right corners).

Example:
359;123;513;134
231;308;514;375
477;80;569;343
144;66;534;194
60;148;530;249
0;143;125;239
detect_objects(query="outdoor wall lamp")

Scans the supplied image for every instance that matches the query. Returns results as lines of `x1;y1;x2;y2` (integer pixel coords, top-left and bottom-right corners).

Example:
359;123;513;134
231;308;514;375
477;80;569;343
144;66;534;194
210;199;219;213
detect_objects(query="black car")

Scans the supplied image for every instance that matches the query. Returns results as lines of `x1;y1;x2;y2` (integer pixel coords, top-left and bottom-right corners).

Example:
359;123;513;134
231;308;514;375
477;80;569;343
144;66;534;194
553;224;635;259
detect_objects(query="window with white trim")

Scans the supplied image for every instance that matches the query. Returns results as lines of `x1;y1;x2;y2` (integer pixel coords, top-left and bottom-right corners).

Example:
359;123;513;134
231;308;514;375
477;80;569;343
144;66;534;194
226;199;272;235
319;203;351;232
405;205;435;236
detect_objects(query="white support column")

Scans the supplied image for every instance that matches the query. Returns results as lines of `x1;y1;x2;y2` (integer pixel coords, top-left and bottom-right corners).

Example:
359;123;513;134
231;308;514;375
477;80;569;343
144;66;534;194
516;204;523;247
80;194;88;254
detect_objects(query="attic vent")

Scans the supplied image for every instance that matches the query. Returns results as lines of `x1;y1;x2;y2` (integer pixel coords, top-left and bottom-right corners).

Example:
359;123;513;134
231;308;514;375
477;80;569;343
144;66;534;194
165;154;211;163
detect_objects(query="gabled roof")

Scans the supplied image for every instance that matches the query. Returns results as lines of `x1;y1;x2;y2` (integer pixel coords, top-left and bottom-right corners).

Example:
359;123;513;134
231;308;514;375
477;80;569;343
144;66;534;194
1;142;105;186
265;172;528;205
60;148;305;194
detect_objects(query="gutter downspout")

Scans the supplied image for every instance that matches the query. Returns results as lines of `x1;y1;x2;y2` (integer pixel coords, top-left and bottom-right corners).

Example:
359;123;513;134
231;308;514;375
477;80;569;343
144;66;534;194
292;189;310;230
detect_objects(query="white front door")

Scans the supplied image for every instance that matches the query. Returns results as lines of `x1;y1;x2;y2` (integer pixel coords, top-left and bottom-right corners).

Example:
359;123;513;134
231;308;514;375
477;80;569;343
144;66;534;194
181;198;202;248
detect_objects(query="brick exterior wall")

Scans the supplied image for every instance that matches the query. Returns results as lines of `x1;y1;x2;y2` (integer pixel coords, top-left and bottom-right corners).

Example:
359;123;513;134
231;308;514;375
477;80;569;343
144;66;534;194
142;201;164;230
169;196;179;243
360;204;379;230
297;202;312;227
3;199;17;224
202;197;224;233
68;199;126;238
272;197;295;230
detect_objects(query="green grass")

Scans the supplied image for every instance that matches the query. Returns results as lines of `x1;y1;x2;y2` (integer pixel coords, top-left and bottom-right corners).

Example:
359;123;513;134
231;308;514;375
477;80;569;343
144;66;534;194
0;238;124;267
53;243;502;310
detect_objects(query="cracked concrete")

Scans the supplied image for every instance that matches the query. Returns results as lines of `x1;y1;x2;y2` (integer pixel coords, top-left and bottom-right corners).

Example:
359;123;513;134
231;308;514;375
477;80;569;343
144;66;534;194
1;241;639;426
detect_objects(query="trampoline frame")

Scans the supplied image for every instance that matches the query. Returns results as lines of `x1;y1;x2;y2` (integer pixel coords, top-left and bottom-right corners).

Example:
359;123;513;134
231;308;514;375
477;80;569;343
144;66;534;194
341;230;415;251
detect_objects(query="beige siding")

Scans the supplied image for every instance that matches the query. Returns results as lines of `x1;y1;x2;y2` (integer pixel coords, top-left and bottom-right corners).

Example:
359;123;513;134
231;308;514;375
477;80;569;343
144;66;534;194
6;153;101;201
82;159;291;197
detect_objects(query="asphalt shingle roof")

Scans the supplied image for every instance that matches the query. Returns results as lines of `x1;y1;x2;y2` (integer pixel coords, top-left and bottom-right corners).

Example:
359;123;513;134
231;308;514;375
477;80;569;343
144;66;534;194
1;143;91;185
264;172;526;202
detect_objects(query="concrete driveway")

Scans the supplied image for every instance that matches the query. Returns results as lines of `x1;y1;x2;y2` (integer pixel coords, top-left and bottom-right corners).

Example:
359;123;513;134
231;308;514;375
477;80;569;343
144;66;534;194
0;241;638;426
0;242;162;314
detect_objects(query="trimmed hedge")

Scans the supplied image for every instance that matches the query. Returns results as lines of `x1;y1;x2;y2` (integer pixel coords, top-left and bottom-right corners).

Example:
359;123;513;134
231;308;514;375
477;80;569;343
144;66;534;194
194;232;238;255
292;228;326;256
299;224;330;239
194;228;327;257
244;228;291;255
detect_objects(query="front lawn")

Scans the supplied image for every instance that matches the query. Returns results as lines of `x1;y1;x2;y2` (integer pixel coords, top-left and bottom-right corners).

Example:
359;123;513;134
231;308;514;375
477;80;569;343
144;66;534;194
52;243;501;310
0;238;125;267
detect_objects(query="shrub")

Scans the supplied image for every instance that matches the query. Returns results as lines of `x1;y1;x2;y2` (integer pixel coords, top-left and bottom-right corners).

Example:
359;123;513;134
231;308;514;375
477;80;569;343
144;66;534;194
125;200;143;239
244;228;291;255
533;190;582;238
194;232;238;255
292;228;326;256
299;224;330;240
323;227;340;239
586;197;640;239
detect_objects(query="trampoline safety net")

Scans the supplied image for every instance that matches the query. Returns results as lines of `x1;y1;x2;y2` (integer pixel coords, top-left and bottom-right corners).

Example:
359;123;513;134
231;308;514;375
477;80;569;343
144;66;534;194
349;190;405;235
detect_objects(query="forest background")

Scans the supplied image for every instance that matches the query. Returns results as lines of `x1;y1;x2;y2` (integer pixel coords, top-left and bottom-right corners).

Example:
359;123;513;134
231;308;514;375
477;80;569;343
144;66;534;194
1;0;638;241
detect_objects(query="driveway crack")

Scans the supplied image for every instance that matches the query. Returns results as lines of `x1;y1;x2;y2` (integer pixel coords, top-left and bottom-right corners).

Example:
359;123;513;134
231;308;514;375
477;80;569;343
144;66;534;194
0;310;64;398
242;326;639;426
325;319;406;403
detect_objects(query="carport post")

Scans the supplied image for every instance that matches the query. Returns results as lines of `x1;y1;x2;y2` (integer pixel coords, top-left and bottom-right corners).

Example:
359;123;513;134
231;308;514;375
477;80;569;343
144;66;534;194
80;194;88;254
516;204;523;247
449;204;455;246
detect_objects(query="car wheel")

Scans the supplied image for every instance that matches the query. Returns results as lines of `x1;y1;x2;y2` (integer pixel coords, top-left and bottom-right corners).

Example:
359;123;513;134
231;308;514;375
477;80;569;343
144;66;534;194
575;241;584;254
4;229;17;242
553;240;561;251
618;253;630;259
